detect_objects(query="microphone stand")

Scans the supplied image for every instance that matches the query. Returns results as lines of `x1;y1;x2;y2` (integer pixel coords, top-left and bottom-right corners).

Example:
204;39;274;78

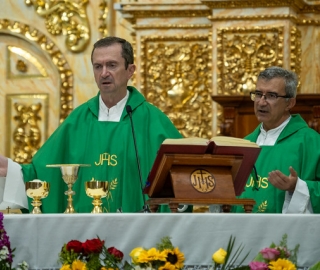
126;105;150;213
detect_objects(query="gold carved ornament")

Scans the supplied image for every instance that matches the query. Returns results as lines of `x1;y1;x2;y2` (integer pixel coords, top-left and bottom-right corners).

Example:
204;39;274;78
25;0;90;53
0;19;74;122
140;36;213;139
290;26;302;90
98;0;109;37
12;103;42;164
217;26;284;95
201;0;305;10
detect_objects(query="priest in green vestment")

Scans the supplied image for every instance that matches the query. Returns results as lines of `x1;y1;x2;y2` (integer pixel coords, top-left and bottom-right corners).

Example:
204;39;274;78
0;36;183;213
233;66;320;214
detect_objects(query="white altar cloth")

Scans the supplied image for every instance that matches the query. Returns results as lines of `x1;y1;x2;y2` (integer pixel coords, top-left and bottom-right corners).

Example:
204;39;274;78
4;213;320;269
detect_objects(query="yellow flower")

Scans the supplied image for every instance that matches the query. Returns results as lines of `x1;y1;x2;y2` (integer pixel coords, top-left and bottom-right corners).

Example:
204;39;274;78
212;248;227;264
163;247;185;269
60;264;72;270
138;247;167;263
159;261;176;270
71;260;86;270
269;258;296;270
129;247;145;264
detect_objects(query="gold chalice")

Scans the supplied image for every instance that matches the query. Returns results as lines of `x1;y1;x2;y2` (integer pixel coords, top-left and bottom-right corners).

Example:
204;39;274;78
25;180;50;214
85;180;109;213
47;164;90;214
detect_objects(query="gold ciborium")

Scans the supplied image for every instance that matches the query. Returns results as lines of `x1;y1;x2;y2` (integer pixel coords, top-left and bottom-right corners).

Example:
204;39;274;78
85;180;109;213
25;180;50;214
47;164;90;214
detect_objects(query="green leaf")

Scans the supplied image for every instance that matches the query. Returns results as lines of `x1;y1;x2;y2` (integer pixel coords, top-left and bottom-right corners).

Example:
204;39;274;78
220;236;250;270
309;261;320;270
156;236;174;251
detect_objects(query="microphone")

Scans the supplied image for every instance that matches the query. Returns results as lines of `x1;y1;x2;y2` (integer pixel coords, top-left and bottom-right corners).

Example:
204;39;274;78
126;105;150;213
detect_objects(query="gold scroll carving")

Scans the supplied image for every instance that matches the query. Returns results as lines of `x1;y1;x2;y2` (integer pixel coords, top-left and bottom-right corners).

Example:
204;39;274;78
6;94;48;164
98;0;109;37
24;0;90;53
141;36;213;139
216;25;301;95
217;27;284;95
13;103;42;163
0;19;74;122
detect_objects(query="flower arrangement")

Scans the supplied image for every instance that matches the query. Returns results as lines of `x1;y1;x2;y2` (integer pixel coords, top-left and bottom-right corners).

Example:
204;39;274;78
211;234;300;270
249;234;299;270
0;212;28;270
59;237;131;270
129;236;185;270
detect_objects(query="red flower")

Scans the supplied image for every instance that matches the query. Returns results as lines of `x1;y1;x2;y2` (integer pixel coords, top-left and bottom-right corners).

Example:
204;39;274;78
82;238;105;254
66;240;83;254
107;247;124;261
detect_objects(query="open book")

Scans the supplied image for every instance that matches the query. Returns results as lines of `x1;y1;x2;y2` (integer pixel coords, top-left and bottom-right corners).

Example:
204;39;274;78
144;136;261;197
162;136;259;147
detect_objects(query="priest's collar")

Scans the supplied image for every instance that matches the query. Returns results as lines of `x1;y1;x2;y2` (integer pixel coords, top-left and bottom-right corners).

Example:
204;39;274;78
98;90;129;122
257;116;291;146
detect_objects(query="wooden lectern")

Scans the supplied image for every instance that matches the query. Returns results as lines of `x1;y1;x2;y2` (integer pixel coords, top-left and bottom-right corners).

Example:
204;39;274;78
144;137;261;213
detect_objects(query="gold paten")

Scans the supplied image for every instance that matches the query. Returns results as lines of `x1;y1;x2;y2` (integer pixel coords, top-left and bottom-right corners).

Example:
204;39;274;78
46;164;91;214
85;180;109;214
25;180;50;214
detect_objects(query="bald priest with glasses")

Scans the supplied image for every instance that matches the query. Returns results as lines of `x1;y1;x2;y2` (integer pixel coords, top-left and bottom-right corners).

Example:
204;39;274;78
233;66;320;214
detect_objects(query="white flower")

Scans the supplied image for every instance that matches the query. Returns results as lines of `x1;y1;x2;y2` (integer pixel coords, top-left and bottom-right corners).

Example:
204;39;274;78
16;261;29;270
0;246;9;261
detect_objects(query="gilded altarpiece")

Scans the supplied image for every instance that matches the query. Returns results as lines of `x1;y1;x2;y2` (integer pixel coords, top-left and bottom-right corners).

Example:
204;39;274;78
2;0;320;163
115;0;313;139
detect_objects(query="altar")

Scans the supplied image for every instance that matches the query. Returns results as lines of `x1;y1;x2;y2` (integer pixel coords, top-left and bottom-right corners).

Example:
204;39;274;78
4;213;320;270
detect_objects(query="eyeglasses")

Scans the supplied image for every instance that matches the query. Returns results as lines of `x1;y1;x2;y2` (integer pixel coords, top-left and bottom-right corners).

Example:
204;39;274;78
250;91;291;102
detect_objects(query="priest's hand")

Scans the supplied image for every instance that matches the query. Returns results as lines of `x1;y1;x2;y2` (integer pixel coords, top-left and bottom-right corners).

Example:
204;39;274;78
268;166;298;193
0;154;8;177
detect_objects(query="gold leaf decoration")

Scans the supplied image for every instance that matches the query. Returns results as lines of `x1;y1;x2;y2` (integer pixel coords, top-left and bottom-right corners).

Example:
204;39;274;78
217;27;284;95
141;36;213;139
24;0;90;53
0;19;73;122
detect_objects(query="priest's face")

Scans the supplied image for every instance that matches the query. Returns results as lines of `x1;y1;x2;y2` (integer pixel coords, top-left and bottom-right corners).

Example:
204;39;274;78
254;77;296;131
92;43;135;105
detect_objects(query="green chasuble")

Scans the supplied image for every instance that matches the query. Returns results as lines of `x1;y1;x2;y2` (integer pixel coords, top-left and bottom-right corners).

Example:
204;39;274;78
234;114;320;213
21;87;182;213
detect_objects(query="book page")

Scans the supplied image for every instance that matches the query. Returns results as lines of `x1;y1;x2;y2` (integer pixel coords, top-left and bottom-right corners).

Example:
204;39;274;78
210;136;259;148
163;136;259;147
162;137;209;145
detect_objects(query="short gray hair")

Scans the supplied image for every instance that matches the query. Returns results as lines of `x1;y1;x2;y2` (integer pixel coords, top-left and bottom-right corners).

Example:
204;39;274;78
258;66;298;98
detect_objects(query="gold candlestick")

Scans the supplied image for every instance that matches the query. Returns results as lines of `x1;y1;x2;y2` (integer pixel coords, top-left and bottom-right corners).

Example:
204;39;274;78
25;180;50;214
47;164;90;213
85;180;109;213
